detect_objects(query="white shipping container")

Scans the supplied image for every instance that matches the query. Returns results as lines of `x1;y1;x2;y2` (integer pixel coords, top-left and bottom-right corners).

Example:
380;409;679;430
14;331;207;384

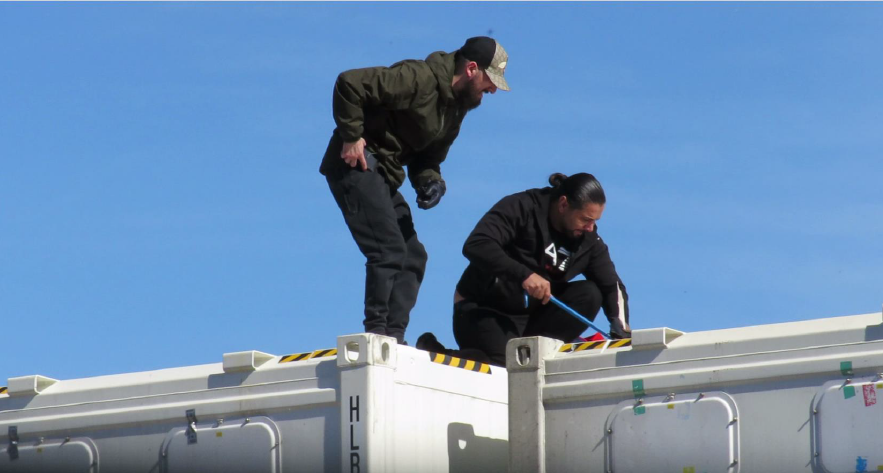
0;333;508;473
506;310;883;473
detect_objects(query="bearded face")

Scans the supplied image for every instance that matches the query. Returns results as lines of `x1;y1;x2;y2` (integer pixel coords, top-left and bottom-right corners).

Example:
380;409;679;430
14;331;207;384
455;71;491;111
559;201;605;239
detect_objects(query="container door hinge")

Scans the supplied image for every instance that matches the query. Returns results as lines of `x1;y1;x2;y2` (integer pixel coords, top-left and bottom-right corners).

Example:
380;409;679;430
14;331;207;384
8;426;19;460
186;409;198;444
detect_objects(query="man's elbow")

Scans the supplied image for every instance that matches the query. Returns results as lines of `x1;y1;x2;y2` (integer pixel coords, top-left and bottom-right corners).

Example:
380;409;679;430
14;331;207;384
462;239;485;261
462;242;476;260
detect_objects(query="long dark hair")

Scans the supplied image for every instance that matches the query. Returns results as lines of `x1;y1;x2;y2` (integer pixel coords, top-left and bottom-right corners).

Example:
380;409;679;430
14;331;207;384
548;173;606;207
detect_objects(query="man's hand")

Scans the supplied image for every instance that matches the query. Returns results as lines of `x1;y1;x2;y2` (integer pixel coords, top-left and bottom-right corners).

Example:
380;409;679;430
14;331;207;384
341;138;367;171
522;273;551;305
416;180;446;210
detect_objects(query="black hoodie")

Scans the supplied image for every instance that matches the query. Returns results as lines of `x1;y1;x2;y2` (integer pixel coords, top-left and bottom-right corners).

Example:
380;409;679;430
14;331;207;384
456;187;631;338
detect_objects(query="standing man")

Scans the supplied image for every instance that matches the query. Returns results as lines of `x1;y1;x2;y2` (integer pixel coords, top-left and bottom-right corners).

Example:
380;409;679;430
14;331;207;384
417;173;630;366
320;37;510;344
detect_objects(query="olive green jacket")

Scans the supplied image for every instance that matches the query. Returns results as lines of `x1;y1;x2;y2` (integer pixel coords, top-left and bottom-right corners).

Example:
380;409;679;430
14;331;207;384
320;50;466;190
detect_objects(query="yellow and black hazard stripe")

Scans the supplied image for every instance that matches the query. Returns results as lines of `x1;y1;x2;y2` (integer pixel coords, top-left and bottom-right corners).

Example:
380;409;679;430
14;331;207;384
0;386;7;395
560;339;632;353
428;352;492;374
279;348;338;364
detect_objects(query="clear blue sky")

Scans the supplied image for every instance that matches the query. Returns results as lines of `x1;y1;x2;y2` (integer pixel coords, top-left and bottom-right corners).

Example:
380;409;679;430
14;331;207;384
2;3;882;382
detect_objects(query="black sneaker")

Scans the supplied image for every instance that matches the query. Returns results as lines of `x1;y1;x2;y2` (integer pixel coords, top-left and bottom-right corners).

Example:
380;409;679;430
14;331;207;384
416;332;447;353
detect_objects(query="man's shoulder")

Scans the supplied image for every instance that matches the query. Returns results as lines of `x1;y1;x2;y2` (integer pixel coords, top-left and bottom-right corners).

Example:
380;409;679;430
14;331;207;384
387;58;435;77
513;187;552;205
493;187;549;213
382;51;455;102
387;58;441;97
341;59;434;84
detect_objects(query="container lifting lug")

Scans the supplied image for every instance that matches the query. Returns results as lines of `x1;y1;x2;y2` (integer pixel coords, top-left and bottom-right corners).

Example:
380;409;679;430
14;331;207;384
8;426;19;460
186;409;198;444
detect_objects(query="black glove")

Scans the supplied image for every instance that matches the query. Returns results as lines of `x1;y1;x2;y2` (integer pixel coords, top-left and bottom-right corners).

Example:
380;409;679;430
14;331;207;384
416;180;446;210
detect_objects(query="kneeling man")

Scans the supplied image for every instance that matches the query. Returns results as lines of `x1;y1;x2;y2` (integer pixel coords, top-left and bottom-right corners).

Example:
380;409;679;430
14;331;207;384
418;173;631;366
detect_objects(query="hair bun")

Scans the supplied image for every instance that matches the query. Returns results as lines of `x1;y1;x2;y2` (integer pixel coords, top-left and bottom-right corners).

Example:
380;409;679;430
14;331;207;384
548;173;568;187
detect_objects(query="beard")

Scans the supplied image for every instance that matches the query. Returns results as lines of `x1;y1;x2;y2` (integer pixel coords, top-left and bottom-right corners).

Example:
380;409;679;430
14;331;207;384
455;76;484;111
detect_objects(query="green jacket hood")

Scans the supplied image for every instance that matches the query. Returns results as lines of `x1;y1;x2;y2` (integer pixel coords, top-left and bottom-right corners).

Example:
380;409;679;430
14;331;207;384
424;50;456;103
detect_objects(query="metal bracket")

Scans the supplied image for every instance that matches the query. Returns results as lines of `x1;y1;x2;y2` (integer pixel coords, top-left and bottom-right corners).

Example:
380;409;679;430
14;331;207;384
8;426;19;460
186;409;198;444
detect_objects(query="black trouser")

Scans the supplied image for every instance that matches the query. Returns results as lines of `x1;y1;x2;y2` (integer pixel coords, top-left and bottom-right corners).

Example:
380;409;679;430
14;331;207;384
326;163;427;344
452;280;603;366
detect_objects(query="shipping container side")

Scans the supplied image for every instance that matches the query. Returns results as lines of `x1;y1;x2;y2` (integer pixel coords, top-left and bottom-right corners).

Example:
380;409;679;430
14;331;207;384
0;334;509;473
507;310;883;473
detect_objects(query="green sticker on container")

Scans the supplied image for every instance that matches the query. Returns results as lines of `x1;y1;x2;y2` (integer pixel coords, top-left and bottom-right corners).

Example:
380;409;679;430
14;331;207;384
634;405;646;415
841;361;854;376
684;468;696;473
632;379;646;398
844;385;856;399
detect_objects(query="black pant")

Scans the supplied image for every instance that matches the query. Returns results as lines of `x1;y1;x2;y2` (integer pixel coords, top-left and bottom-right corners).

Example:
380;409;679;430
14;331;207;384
326;164;427;344
452;280;603;366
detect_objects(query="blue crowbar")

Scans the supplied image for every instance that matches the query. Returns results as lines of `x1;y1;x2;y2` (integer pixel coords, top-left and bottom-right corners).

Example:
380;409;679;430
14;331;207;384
525;292;611;339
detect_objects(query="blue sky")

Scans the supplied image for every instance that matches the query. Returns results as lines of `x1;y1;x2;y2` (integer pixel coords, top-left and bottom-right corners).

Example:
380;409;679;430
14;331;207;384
2;2;882;382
